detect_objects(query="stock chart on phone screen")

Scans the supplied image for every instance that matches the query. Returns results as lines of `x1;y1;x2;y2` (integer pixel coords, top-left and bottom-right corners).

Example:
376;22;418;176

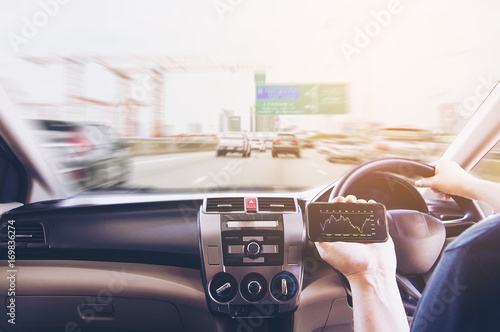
319;208;376;237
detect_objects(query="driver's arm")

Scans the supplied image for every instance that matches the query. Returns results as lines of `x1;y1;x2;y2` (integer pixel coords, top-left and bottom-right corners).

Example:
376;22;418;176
315;195;409;332
415;159;500;213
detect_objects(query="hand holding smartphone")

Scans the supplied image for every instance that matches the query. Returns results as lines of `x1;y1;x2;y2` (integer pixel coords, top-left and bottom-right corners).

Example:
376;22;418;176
307;202;388;242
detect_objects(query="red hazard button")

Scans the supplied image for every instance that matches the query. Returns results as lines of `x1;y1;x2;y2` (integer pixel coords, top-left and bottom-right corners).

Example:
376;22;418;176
246;198;257;211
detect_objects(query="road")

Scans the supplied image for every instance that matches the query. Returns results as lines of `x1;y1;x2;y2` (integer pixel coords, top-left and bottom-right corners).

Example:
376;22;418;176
128;149;354;190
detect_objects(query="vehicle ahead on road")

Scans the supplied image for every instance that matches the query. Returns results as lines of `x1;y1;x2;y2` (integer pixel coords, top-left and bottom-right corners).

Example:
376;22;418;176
216;132;251;157
82;123;132;188
324;139;367;163
272;133;301;158
315;139;333;155
29;120;131;190
371;128;436;162
249;137;266;152
300;138;315;149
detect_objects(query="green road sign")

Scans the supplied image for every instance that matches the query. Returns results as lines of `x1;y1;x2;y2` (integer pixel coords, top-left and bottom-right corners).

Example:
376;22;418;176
254;72;266;85
255;84;348;115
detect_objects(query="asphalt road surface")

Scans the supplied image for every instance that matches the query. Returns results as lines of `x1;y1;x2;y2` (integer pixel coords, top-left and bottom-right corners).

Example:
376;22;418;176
129;149;355;190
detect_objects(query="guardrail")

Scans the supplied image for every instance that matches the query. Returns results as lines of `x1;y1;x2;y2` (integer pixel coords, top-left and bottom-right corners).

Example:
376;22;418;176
125;138;216;156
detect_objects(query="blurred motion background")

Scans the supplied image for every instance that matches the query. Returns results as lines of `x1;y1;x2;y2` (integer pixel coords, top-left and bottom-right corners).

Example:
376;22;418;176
1;0;499;192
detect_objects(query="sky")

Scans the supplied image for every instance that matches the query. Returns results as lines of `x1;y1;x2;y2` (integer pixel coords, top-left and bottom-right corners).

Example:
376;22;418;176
1;0;500;135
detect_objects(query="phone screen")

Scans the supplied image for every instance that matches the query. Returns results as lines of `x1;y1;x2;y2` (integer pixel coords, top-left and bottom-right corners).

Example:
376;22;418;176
307;202;388;242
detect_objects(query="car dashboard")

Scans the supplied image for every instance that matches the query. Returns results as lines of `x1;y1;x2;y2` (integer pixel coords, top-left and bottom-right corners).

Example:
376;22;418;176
0;180;473;332
0;193;330;332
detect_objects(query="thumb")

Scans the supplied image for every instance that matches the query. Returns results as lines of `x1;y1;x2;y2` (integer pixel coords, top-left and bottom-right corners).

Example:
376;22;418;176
415;176;434;188
314;242;326;256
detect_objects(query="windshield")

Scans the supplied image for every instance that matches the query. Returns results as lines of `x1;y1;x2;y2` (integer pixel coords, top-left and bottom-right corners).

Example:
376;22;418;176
1;0;498;194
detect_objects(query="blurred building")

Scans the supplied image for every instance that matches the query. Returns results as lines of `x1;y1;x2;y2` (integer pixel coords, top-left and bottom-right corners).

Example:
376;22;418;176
19;54;270;138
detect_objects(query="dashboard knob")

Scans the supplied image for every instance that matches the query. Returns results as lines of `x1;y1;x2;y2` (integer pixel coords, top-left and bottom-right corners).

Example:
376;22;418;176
271;272;298;302
240;273;267;302
281;277;288;296
216;282;232;296
209;273;237;303
246;241;261;255
247;280;262;295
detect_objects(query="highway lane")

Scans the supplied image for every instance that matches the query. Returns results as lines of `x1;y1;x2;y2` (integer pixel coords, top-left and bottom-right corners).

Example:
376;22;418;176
128;149;354;190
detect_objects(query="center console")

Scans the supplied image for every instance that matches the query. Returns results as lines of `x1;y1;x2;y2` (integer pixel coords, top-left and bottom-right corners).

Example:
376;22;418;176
199;197;304;319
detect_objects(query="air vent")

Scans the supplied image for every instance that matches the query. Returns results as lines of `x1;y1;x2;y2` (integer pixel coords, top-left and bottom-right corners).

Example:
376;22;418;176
258;198;296;212
206;198;245;212
0;221;47;248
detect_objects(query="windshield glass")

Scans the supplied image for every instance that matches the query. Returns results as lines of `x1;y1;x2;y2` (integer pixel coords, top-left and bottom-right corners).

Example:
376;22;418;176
1;0;498;194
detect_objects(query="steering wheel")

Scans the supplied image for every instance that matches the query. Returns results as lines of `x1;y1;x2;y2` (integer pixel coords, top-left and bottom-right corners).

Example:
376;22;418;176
330;158;433;200
327;158;483;306
329;158;482;222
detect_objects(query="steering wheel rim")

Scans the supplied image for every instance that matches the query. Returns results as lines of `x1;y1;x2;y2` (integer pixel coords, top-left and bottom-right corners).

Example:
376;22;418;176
328;157;483;222
329;158;435;201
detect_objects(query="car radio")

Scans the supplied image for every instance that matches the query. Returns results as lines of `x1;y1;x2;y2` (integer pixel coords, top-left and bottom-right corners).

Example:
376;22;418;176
199;197;304;318
220;215;284;266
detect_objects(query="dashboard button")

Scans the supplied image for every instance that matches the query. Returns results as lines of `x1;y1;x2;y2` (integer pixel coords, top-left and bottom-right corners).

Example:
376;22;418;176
246;197;257;211
243;257;265;263
287;245;298;264
261;244;278;254
228;245;244;254
207;245;220;265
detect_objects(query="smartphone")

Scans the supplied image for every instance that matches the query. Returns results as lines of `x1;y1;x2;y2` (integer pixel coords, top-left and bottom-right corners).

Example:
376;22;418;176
306;202;388;242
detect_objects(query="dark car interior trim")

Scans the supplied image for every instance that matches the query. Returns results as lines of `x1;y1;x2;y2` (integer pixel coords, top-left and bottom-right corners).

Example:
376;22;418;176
1;199;202;269
0;136;28;204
